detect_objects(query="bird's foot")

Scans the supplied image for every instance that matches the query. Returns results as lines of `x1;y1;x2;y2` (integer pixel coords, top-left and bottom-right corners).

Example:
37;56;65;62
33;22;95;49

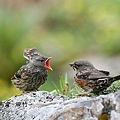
75;92;88;97
75;92;91;97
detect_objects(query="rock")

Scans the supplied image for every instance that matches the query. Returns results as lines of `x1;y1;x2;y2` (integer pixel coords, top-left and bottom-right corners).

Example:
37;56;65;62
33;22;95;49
0;91;120;120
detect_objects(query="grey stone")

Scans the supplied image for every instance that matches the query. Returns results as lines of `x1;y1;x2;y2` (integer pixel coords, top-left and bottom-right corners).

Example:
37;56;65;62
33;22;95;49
0;91;120;120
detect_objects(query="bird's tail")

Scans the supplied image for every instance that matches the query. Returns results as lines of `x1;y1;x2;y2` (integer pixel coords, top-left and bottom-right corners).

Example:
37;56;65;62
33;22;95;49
113;75;120;81
105;75;120;88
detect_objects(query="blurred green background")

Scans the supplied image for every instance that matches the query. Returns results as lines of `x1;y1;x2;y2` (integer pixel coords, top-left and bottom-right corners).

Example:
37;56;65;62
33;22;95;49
0;0;120;100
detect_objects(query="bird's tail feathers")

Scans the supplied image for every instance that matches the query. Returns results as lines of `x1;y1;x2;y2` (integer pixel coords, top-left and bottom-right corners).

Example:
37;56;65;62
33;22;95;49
114;75;120;81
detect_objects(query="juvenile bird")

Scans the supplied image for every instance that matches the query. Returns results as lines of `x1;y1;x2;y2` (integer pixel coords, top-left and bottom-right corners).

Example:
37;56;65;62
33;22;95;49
11;48;52;93
69;59;120;95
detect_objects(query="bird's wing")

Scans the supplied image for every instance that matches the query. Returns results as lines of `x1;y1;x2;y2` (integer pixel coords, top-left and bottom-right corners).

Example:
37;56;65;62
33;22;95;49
77;70;110;80
98;70;110;75
11;66;32;80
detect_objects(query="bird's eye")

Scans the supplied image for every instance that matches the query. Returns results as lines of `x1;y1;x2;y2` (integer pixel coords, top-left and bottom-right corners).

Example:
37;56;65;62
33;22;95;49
36;59;44;62
40;60;44;62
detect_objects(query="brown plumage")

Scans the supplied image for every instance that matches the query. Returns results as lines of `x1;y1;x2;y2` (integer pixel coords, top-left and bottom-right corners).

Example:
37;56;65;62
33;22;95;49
11;48;52;93
69;59;120;95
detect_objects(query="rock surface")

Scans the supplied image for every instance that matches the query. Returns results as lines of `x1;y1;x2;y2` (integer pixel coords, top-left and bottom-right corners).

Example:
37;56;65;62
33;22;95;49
0;91;120;120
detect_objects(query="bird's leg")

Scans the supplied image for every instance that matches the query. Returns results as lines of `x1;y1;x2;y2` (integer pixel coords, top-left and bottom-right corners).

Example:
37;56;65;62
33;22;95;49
35;88;39;91
75;89;93;97
22;90;32;94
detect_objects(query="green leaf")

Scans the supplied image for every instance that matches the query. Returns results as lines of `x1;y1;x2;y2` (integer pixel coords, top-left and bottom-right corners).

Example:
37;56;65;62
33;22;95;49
52;81;60;94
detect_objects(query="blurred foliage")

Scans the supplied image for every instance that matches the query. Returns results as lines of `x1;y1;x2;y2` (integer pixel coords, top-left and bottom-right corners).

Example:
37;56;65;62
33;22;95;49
52;74;70;97
0;79;21;99
103;80;120;94
0;0;120;100
51;73;70;96
51;73;84;98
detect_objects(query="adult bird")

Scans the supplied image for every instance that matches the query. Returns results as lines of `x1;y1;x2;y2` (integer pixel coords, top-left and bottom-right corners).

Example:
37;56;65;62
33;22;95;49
69;59;120;95
11;48;52;93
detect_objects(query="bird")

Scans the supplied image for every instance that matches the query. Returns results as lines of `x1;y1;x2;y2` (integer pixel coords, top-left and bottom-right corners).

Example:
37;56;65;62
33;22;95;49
69;59;120;95
11;48;53;93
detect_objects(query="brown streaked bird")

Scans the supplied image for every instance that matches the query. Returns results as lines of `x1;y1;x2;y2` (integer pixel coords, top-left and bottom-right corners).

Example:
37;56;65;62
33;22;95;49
69;59;120;95
11;48;53;93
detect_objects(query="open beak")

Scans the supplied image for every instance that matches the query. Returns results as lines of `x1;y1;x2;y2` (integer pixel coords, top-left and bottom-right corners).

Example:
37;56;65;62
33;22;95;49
69;63;74;67
45;57;53;71
69;63;76;71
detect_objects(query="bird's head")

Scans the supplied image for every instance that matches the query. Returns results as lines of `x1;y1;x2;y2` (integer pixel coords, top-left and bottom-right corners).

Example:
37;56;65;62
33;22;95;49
30;55;53;70
23;48;53;70
69;59;95;72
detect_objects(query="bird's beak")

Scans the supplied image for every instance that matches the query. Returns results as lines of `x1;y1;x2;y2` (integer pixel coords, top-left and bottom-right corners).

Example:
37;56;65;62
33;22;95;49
69;63;76;71
45;57;53;71
69;63;74;67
